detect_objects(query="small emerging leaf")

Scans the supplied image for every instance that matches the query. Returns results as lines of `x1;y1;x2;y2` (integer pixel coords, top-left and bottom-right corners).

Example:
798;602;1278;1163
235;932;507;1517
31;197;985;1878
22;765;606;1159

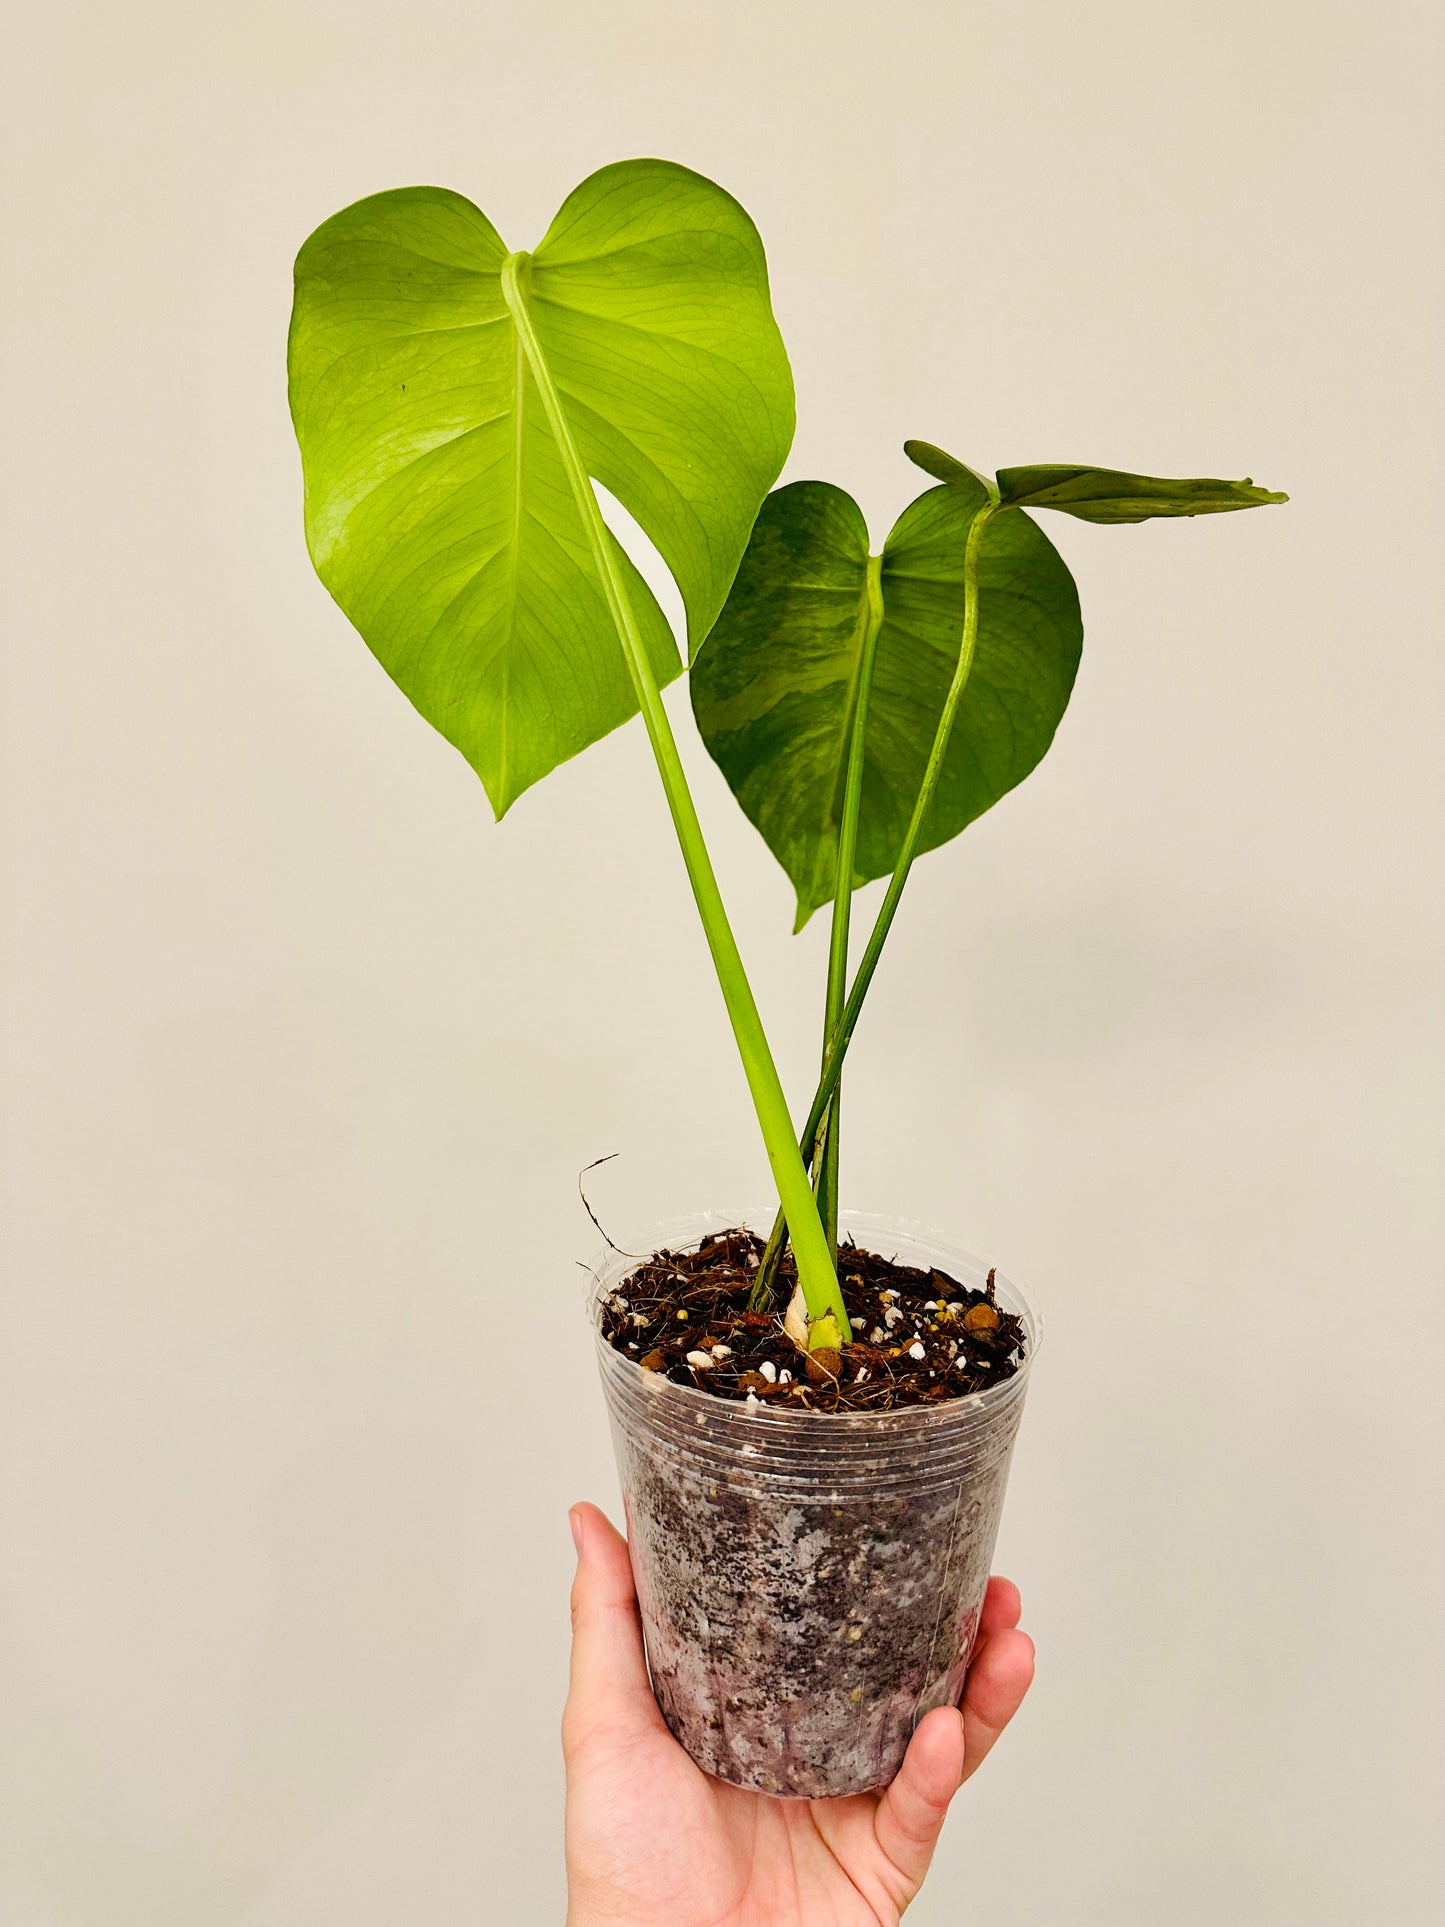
902;439;995;496
784;1281;813;1351
993;464;1288;523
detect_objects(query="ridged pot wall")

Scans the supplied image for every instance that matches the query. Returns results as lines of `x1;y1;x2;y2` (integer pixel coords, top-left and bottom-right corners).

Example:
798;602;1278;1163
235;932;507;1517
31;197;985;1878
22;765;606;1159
593;1210;1039;1798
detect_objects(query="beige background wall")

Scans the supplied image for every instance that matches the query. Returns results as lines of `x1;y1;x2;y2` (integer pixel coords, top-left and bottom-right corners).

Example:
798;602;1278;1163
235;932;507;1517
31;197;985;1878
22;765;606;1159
3;3;1442;1922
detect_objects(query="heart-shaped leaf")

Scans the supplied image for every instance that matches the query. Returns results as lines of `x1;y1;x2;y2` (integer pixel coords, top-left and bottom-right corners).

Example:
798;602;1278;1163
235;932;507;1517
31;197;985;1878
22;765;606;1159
691;475;1083;928
288;160;795;815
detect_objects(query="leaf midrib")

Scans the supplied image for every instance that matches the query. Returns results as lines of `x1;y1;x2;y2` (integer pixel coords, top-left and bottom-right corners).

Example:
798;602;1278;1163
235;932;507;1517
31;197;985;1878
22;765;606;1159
824;571;879;836
496;315;526;802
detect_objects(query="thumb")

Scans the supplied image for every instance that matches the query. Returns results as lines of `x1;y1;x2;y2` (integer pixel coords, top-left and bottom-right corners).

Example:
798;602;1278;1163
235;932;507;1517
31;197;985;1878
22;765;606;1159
562;1502;664;1761
871;1706;967;1899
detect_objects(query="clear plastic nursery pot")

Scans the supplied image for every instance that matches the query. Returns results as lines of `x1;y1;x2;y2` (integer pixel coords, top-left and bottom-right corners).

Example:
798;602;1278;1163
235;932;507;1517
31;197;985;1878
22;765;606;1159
591;1208;1041;1799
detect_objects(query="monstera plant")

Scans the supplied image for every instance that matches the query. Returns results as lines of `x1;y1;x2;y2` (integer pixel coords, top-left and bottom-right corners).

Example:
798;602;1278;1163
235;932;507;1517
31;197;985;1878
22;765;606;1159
692;441;1285;1315
291;159;849;1337
289;156;1284;1350
288;155;1286;1800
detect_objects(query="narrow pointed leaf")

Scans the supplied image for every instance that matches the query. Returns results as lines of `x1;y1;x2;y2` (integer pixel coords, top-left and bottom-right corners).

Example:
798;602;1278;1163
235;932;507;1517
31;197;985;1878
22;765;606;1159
288;160;794;816
692;475;1083;927
902;438;995;496
994;463;1288;522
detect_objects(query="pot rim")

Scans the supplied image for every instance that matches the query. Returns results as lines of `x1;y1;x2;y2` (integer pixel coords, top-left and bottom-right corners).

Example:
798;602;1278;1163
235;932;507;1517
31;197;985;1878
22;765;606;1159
587;1204;1041;1432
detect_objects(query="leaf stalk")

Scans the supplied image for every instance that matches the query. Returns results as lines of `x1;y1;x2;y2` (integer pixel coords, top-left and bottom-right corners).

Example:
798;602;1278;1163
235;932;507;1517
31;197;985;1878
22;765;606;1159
752;489;1000;1303
813;553;885;1258
501;252;848;1342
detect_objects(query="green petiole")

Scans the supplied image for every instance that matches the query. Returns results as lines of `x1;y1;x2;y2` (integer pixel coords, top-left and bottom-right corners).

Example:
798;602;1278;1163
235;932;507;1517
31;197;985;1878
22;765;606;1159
752;489;1000;1304
812;553;885;1260
501;252;848;1345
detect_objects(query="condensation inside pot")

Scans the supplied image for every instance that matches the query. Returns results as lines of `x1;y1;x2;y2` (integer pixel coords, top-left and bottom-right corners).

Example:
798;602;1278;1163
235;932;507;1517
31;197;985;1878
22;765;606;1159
592;1211;1038;1800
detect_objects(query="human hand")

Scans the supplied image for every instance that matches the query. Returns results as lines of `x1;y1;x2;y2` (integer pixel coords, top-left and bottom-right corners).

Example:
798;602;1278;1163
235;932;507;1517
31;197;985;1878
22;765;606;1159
563;1501;1035;1926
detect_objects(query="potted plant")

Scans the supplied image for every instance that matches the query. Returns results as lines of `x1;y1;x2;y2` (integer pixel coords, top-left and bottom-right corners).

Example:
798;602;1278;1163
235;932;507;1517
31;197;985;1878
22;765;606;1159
288;156;1285;1799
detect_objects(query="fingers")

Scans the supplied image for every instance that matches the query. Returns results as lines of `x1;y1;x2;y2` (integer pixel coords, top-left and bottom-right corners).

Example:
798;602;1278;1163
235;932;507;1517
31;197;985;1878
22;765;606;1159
874;1575;1035;1895
959;1616;1035;1785
872;1705;967;1896
978;1574;1023;1637
562;1502;664;1761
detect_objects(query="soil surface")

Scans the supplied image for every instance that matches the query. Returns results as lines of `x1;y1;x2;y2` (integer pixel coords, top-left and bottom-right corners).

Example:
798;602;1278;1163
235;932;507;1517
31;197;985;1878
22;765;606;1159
598;1227;1026;1413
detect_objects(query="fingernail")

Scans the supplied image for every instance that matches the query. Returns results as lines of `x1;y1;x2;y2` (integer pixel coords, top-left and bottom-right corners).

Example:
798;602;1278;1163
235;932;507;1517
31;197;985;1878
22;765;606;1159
569;1505;584;1556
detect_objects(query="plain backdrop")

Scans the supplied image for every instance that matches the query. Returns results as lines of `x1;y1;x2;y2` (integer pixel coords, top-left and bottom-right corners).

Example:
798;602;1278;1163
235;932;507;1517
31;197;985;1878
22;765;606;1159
3;3;1443;1922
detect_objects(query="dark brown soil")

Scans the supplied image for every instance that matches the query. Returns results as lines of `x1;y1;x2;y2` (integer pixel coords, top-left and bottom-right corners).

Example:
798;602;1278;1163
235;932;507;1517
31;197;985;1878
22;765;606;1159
598;1227;1025;1413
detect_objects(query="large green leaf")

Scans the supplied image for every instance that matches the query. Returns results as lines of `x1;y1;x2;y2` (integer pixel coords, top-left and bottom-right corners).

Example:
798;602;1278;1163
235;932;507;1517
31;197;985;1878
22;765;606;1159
691;475;1083;928
288;160;795;815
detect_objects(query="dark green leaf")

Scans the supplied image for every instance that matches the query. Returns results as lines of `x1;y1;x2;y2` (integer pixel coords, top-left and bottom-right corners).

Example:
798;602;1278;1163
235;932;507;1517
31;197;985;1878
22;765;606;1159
993;463;1288;522
288;160;794;815
691;475;1083;928
689;482;872;926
